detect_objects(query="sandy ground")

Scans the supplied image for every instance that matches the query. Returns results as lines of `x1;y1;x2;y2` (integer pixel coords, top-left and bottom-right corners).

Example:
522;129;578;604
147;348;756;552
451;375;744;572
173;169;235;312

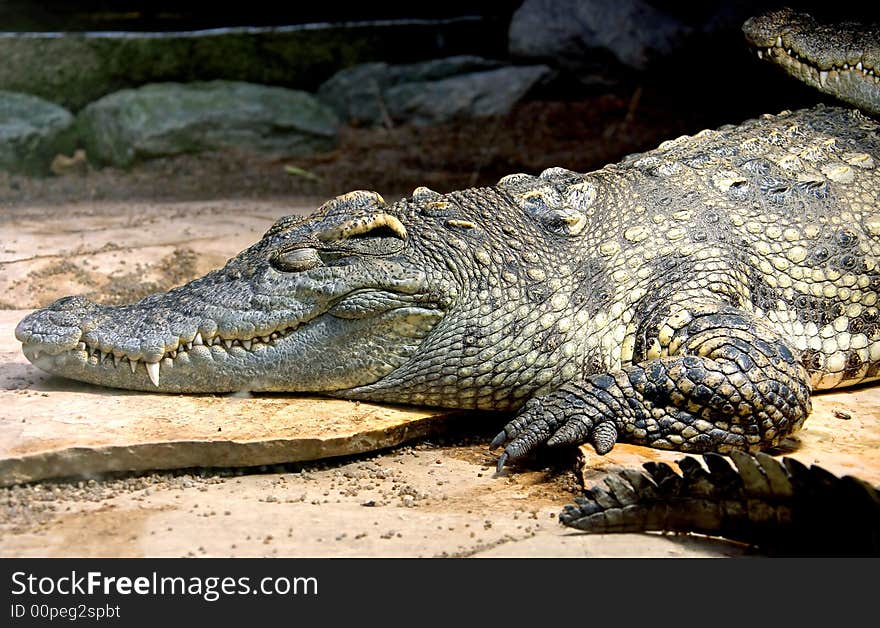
1;442;750;558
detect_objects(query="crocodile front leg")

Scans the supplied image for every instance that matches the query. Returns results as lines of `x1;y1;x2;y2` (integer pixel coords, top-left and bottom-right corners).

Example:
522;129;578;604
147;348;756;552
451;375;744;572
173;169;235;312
493;303;812;470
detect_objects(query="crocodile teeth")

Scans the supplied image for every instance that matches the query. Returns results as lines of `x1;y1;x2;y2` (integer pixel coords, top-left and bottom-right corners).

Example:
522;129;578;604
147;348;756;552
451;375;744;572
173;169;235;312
146;362;160;387
819;71;828;87
261;335;271;343
77;342;86;351
193;332;203;346
112;353;119;368
242;339;252;350
223;338;233;350
129;359;137;374
775;36;783;48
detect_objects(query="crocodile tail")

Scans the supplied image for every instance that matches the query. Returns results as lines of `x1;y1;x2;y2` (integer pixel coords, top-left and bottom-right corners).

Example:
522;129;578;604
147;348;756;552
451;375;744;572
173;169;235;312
559;451;880;556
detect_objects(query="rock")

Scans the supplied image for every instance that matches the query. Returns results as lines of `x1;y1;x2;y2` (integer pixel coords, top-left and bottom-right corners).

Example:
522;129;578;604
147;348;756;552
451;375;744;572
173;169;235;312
0;19;506;111
383;66;552;126
316;63;391;126
0;90;77;176
509;0;692;72
318;56;505;126
77;81;340;168
318;58;551;127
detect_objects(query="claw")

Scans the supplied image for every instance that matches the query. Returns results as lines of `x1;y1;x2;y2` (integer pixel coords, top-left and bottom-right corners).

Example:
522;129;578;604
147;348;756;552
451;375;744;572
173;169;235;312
496;452;509;474
490;430;508;449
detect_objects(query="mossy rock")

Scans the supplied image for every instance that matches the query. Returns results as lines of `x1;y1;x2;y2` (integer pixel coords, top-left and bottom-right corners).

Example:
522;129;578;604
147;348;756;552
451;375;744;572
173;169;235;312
0;90;77;176
77;81;340;168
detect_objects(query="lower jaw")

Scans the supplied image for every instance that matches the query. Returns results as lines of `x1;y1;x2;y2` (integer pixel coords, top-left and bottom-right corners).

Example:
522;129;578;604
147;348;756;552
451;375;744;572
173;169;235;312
24;345;284;393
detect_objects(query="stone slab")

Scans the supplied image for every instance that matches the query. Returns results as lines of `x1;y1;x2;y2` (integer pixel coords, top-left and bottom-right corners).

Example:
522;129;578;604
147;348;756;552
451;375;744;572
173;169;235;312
0;310;465;486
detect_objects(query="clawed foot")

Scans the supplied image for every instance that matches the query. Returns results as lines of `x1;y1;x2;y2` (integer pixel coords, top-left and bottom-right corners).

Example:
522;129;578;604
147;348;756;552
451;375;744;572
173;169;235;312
491;309;811;474
491;392;619;472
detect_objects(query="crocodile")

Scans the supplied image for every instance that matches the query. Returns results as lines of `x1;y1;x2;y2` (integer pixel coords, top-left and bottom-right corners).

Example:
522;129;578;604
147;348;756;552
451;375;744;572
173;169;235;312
12;8;880;551
742;7;880;116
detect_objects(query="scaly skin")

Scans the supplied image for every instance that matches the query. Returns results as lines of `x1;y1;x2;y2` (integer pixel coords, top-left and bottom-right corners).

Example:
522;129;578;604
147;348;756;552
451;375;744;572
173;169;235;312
560;451;880;556
553;8;880;552
16;104;880;469
743;8;880;116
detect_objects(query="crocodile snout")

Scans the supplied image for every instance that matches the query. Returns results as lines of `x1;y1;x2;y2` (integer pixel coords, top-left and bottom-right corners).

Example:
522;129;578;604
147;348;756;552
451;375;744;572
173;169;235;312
15;296;100;357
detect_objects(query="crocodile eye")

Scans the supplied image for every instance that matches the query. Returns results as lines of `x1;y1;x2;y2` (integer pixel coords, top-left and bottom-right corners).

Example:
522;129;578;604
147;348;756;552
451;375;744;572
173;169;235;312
271;247;321;272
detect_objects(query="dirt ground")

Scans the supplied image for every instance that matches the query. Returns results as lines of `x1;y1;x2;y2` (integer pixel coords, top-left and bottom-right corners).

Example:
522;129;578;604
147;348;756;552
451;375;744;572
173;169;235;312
1;93;877;557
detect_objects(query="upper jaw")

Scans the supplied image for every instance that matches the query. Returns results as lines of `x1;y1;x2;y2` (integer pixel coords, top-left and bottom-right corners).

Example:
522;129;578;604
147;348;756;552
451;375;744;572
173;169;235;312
14;267;308;362
15;293;315;390
18;314;308;389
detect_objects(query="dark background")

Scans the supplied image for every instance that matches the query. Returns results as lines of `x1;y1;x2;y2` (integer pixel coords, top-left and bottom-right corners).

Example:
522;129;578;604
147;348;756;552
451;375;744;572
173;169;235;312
3;0;868;125
0;1;875;31
0;0;873;202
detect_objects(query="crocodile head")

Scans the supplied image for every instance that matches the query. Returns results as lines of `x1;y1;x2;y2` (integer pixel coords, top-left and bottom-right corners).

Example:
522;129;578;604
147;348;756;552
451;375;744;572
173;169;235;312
743;8;880;116
16;166;604;408
16;190;459;395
